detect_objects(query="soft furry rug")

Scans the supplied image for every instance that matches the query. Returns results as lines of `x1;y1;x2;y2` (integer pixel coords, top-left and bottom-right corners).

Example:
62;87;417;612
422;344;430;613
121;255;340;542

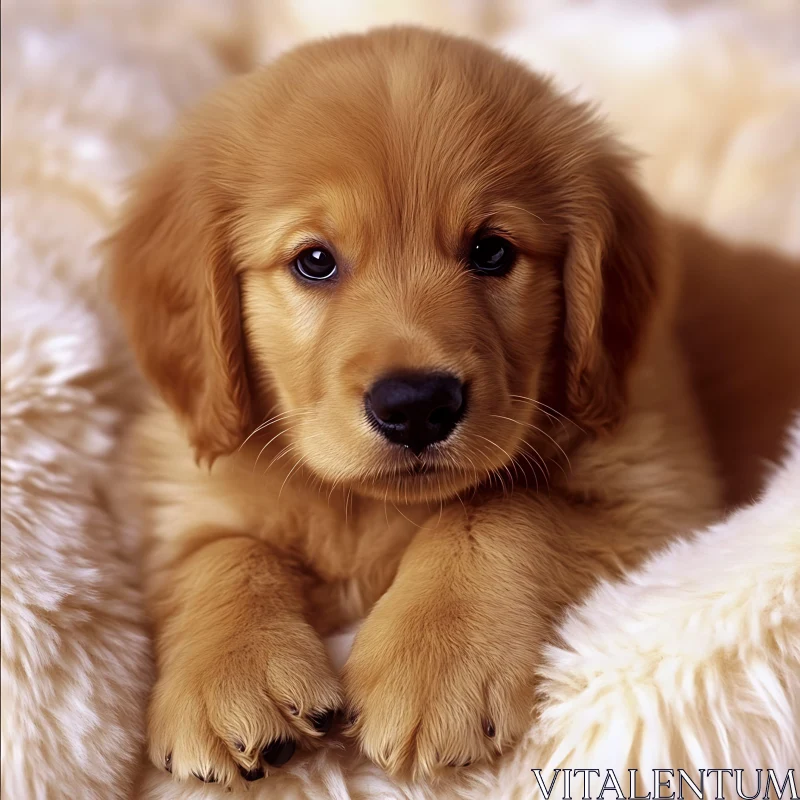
1;2;798;799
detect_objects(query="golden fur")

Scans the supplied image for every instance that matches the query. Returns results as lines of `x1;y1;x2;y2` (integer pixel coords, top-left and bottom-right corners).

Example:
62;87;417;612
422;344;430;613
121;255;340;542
675;221;800;507
107;28;721;789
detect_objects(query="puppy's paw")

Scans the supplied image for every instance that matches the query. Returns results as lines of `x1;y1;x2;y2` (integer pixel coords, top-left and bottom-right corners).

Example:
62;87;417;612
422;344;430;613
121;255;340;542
149;619;342;786
342;597;535;779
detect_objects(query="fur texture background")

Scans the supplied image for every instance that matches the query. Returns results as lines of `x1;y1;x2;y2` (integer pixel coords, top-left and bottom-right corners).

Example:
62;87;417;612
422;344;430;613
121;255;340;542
1;1;798;798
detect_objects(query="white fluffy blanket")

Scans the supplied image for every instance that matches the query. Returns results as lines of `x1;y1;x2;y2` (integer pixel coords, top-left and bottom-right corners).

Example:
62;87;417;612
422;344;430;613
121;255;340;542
2;2;798;799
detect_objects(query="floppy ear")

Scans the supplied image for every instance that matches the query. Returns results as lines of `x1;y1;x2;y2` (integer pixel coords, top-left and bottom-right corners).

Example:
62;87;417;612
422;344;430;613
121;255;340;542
106;144;252;464
562;152;664;434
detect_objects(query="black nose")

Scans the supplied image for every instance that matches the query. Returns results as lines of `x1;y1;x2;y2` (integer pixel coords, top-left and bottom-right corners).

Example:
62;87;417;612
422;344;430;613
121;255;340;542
365;372;466;454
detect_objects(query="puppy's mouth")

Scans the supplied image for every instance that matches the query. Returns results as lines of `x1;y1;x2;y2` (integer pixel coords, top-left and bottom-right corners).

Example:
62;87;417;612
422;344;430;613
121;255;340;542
380;462;448;481
407;460;439;476
377;455;465;490
347;446;498;503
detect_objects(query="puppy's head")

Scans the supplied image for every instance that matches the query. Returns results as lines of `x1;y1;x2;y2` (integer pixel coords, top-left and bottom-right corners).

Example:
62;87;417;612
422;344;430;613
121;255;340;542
109;27;663;502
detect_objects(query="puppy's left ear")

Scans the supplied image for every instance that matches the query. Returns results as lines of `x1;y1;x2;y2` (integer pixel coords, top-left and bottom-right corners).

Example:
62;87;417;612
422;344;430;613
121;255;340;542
562;150;665;434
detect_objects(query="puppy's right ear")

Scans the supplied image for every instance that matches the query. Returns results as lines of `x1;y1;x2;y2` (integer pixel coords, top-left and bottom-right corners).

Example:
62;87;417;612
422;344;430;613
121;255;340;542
106;141;252;464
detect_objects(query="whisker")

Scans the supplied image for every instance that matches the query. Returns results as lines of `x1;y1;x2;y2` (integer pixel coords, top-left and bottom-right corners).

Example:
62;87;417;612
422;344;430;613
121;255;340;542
467;441;494;485
489;414;551;478
460;452;482;496
490;414;572;476
524;444;552;492
391;501;424;529
345;487;353;528
253;426;299;472
513;448;541;493
455;489;468;518
509;395;585;433
473;433;517;491
514;402;562;430
327;475;343;505
522;424;572;475
519;438;551;481
469;441;501;497
278;455;307;504
263;442;298;475
238;408;312;452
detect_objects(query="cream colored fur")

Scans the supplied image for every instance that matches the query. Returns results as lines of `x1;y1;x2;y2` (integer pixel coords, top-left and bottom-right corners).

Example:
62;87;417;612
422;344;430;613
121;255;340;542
1;1;798;799
512;422;800;780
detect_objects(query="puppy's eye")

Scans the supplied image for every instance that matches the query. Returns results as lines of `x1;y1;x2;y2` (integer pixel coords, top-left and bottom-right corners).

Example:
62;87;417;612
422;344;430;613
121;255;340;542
294;248;337;281
469;235;515;276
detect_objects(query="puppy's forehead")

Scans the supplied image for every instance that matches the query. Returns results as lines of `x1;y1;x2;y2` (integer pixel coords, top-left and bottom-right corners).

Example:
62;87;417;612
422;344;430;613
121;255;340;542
230;29;580;262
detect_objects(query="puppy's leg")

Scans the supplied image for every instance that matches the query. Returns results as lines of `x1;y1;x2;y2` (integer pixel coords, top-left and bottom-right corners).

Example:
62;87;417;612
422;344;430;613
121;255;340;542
148;534;341;786
343;494;683;779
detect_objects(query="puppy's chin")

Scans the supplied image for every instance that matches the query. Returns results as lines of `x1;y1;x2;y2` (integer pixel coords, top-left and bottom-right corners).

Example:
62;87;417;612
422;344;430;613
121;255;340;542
347;466;479;505
310;445;519;505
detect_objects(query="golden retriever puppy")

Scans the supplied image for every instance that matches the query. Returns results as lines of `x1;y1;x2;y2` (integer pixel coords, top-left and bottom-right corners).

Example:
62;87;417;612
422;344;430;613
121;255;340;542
108;27;720;788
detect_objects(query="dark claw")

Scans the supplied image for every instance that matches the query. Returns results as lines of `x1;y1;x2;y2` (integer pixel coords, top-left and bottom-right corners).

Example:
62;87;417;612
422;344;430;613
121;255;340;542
262;738;295;767
308;708;335;734
482;719;496;738
164;753;173;774
191;770;217;783
239;764;265;782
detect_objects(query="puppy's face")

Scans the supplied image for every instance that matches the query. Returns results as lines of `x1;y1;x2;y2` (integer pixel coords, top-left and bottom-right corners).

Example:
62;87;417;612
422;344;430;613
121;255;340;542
109;28;662;503
235;52;564;502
